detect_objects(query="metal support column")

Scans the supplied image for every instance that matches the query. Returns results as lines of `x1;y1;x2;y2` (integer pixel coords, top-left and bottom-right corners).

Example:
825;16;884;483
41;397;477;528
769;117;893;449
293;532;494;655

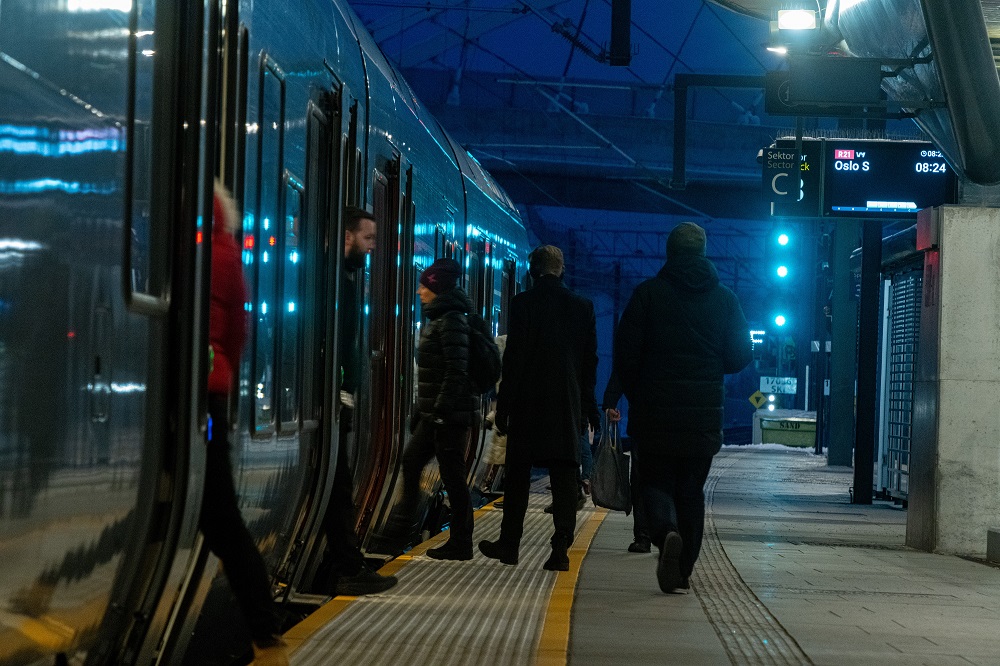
853;219;882;503
827;219;860;466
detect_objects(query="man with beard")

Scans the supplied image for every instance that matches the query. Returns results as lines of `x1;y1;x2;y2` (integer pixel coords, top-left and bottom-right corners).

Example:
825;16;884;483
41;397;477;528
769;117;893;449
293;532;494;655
318;206;398;596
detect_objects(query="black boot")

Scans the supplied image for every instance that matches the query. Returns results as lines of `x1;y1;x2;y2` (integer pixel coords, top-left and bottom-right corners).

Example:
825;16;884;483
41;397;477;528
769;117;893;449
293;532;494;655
543;535;570;571
427;540;473;561
478;539;519;565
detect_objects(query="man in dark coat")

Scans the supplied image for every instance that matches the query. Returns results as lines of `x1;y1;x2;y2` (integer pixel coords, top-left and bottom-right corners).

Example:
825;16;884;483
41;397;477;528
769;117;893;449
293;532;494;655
319;206;397;595
480;245;599;571
398;258;480;560
612;221;751;593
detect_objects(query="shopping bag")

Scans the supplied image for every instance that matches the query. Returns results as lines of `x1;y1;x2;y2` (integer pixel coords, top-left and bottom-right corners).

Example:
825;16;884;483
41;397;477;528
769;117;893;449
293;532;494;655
590;420;631;514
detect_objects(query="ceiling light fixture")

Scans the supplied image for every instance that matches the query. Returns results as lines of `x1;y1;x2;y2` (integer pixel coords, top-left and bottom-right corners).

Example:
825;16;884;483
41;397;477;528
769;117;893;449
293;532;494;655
777;9;818;30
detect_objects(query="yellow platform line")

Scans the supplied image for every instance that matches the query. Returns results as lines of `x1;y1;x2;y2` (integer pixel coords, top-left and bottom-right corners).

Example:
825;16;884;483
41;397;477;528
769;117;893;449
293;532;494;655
535;507;608;666
284;500;500;655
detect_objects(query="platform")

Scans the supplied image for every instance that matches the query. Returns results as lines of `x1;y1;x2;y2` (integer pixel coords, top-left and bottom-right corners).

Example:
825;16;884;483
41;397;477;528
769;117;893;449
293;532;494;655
285;447;1000;665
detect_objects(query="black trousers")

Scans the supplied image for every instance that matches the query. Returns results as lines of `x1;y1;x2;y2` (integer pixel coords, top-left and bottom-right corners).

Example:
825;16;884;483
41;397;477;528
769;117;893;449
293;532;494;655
629;446;650;542
201;394;279;644
400;420;474;546
320;413;366;577
635;439;713;578
500;455;578;549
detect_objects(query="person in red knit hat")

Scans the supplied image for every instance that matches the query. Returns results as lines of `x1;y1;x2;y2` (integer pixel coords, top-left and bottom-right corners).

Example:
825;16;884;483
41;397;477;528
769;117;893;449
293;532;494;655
203;181;288;664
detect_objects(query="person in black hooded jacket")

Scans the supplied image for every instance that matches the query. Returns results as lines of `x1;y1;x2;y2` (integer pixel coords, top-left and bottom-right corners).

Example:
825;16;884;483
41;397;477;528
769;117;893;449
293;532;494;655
398;258;480;561
611;221;751;594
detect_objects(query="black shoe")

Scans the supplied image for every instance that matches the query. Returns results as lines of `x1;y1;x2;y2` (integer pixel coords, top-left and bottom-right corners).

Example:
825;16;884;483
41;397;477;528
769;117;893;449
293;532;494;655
543;536;570;571
335;567;398;596
427;540;473;561
628;538;651;553
494;499;504;509
543;503;553;514
478;539;519;565
656;532;683;593
671;576;691;594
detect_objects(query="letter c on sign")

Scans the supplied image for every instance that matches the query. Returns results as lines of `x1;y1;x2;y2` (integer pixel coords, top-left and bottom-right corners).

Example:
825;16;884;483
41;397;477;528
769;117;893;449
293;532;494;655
772;172;788;196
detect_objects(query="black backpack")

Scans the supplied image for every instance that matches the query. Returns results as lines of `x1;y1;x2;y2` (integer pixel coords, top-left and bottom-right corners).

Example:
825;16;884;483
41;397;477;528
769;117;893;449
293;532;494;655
465;311;502;395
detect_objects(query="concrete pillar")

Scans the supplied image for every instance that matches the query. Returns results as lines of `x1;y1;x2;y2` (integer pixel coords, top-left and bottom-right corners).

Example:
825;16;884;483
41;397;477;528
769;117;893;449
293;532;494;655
908;206;1000;557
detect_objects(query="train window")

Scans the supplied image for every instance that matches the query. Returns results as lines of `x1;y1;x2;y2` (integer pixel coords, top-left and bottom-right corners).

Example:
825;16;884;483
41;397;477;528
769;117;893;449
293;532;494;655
433;225;444;259
345;99;360;207
233;25;250;204
499;259;517;335
280;174;303;429
123;0;159;305
252;57;285;435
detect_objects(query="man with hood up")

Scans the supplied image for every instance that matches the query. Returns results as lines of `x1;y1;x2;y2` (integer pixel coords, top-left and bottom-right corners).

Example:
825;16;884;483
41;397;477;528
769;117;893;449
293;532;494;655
611;222;751;594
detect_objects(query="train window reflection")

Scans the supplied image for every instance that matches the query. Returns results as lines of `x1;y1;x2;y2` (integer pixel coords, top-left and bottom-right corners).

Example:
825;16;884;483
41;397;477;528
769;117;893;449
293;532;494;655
280;174;303;428
253;59;284;434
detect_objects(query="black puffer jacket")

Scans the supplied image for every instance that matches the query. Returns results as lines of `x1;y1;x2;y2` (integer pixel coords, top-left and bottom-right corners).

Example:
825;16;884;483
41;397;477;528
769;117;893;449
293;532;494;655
613;255;751;455
415;287;480;426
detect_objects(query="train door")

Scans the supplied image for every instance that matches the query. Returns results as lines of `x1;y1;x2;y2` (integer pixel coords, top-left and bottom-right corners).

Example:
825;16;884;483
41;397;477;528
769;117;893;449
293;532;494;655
277;88;342;596
82;0;221;663
465;237;495;480
352;157;407;540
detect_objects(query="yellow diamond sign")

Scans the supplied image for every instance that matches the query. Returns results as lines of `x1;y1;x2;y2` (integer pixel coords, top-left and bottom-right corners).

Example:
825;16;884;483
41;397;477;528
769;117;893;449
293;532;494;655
749;390;767;409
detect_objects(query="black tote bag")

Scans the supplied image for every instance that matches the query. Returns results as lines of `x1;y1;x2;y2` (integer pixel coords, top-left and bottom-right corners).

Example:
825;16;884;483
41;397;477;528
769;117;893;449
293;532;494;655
590;419;632;514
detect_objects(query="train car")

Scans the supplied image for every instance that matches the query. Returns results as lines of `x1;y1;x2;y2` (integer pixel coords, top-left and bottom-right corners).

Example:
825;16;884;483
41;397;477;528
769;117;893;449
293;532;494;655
0;0;529;664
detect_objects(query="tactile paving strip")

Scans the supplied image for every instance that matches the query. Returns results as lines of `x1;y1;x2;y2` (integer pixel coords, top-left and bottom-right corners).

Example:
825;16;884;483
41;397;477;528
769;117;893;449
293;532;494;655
292;483;593;665
692;450;815;665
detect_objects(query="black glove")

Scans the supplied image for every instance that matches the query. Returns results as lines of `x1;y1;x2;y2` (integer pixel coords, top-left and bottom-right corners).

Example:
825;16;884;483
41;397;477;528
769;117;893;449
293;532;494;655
588;408;601;433
494;412;508;437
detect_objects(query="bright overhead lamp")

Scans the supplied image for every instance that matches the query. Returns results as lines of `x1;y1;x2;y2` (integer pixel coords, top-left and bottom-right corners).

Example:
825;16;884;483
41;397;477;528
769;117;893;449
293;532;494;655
767;45;789;55
777;9;818;30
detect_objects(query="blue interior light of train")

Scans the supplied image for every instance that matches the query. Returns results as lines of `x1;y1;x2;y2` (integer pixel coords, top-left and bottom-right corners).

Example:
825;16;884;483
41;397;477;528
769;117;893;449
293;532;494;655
0;239;44;251
111;382;146;394
290;251;298;263
775;315;786;326
261;302;268;315
0;179;116;194
777;233;789;246
262;251;268;263
287;302;295;312
364;304;370;316
67;0;133;12
776;265;789;278
244;302;252;311
263;218;269;230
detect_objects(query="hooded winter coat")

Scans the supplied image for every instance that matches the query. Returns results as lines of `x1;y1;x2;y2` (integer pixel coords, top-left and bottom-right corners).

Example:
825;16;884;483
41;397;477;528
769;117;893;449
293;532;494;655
613;255;751;456
415;287;480;426
495;274;598;464
208;228;249;394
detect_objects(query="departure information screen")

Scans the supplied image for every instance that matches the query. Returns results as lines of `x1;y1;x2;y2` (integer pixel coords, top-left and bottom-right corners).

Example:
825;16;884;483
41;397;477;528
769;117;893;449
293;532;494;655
823;141;955;217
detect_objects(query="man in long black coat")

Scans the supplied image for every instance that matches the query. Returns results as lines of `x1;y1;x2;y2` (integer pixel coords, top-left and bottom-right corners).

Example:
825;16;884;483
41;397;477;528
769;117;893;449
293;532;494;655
480;245;599;571
612;222;751;593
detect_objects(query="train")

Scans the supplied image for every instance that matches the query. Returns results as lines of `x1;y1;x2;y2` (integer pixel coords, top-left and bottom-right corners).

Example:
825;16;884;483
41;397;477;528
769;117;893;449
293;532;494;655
0;0;529;663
